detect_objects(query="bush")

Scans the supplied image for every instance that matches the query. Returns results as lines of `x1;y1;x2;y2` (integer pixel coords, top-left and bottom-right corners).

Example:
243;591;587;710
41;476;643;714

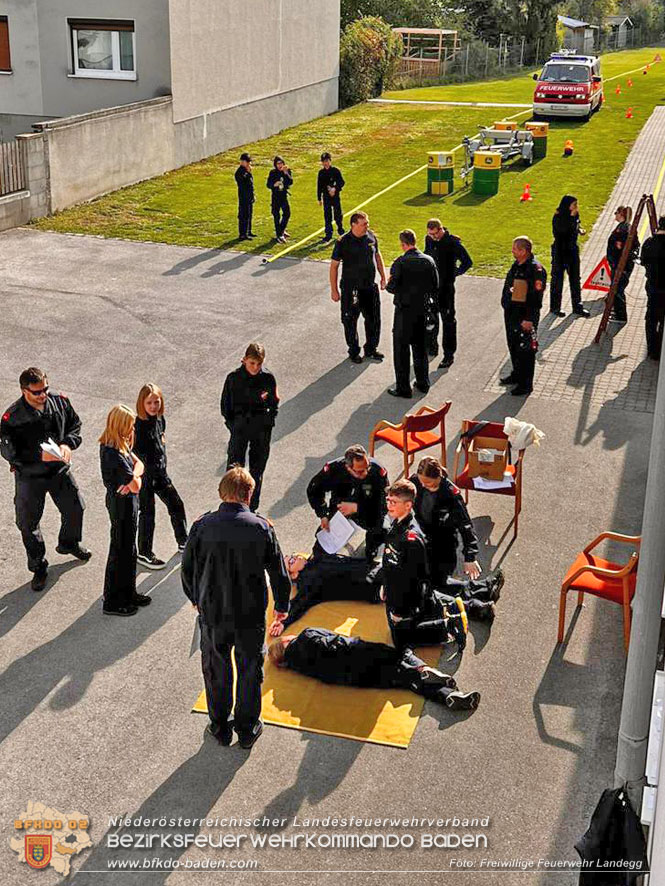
339;16;403;107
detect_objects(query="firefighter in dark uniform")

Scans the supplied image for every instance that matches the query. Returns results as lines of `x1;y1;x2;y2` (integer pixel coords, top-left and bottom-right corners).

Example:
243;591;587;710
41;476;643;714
424;218;473;368
500;236;547;397
266;155;293;243
410;456;503;622
606;206;638;324
306;443;388;560
181;467;291;748
318;152;345;243
269;628;481;711
234;152;255;241
386;229;439;398
273;551;382;630
1;367;90;592
549;194;590;318
220;342;279;513
641;216;665;360
379;479;468;652
330;210;387;364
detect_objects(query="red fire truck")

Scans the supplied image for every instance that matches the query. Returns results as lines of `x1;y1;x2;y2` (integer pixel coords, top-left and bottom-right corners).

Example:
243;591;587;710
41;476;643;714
532;52;604;119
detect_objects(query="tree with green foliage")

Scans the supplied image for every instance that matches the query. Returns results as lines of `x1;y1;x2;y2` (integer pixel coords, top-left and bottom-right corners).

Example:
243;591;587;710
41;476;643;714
340;0;457;30
339;16;403;107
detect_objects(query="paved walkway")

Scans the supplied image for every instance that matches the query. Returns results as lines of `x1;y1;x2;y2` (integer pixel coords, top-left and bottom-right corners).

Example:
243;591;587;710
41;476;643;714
486;105;665;414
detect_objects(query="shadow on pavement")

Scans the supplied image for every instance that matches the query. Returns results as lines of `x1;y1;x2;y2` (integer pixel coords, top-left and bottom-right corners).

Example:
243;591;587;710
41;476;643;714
70;744;247;886
0;560;80;642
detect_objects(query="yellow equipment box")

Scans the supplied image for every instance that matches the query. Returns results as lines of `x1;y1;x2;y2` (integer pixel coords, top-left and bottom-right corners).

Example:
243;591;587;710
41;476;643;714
525;122;549;137
493;120;519;131
473;151;502;169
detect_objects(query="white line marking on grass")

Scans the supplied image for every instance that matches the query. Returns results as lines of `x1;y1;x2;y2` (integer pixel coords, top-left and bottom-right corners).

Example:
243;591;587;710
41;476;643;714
371;98;531;108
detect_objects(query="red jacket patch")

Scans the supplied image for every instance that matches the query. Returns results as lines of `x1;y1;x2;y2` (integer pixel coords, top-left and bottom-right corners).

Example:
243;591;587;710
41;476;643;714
406;530;419;541
380;467;387;477
323;463;330;473
1;412;9;422
450;484;461;495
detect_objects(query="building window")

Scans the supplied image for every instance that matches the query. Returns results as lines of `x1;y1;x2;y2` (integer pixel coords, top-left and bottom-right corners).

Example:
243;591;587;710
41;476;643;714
68;19;136;80
0;16;11;73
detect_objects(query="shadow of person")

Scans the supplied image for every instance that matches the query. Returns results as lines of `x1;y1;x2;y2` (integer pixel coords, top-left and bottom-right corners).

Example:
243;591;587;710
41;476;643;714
567;339;629;444
582;359;659;449
0;560;81;642
162;248;222;277
0;566;186;742
69;744;247;885
200;251;263;278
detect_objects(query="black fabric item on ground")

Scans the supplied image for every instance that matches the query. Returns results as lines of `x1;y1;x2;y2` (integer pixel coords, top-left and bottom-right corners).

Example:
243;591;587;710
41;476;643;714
575;787;648;884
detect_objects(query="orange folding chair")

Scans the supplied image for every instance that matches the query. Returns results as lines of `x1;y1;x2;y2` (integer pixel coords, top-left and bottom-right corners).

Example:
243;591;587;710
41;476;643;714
452;419;524;538
369;402;452;478
558;532;641;652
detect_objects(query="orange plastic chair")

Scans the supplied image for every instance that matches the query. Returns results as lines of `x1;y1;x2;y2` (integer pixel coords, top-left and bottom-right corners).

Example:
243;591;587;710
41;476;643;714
558;532;641;652
452;419;524;538
369;402;451;478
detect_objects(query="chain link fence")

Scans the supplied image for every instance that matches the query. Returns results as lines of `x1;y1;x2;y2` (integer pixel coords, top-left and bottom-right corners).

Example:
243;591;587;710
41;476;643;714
391;25;664;90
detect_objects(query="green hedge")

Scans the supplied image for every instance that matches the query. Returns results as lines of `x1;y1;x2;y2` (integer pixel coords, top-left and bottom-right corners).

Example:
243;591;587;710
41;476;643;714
339;16;403;107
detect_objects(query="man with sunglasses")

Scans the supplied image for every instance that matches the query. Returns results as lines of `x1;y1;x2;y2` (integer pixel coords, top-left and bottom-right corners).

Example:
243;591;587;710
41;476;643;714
306;444;388;561
1;367;90;592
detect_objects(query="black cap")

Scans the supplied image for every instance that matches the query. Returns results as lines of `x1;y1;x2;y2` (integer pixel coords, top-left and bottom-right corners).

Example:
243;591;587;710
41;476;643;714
240;152;252;162
321;152;332;161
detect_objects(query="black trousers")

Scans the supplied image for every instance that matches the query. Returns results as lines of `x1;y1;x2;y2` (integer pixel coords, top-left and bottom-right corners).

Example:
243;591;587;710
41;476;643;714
646;286;665;358
138;472;187;556
387;609;450;651
437;286;457;358
271;198;290;238
227;416;273;512
610;260;633;321
435;579;495;621
14;469;85;572
238;198;253;238
506;310;539;391
323;196;344;238
550;246;582;312
393;308;429;394
340;282;381;358
200;622;265;734
103;492;138;608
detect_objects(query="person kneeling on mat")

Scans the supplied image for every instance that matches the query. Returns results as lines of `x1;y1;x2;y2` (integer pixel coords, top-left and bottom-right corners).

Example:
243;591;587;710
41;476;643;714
269;551;381;635
269;627;480;711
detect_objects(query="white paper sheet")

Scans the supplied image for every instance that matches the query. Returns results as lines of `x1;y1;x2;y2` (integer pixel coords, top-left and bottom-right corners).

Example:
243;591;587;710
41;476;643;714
40;437;64;461
316;511;360;555
472;475;514;490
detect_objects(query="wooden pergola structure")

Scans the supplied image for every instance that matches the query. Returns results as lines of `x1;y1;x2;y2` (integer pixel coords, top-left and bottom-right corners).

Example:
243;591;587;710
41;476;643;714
393;27;460;76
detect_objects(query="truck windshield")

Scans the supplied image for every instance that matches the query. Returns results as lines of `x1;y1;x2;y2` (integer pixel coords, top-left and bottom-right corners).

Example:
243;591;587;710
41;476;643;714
540;64;590;83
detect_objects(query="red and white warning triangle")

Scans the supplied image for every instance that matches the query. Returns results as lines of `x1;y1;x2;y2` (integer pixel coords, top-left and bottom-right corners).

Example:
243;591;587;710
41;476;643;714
583;257;612;292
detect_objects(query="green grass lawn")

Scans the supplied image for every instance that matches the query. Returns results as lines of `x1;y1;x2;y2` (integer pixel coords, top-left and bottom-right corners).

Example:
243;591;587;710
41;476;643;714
35;46;665;276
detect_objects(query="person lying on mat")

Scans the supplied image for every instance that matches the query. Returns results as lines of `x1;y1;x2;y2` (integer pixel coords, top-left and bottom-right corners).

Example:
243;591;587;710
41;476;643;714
268;627;480;711
268;550;381;635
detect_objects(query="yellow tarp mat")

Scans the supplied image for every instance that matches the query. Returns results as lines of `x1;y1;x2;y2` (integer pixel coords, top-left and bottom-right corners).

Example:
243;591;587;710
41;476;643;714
192;600;442;748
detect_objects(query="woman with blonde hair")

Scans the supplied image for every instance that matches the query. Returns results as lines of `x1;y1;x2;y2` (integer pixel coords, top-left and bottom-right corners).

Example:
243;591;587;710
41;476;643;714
606;205;639;323
99;404;148;616
134;383;187;570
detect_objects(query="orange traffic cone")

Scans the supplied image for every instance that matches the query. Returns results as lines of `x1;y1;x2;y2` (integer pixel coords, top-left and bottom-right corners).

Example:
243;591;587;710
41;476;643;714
626;107;633;119
563;139;574;157
627;78;633;87
520;183;533;202
654;54;662;63
615;84;621;95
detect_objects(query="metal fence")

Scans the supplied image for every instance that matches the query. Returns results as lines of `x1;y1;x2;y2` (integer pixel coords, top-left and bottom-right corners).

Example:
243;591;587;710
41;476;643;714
0;139;28;197
392;25;664;90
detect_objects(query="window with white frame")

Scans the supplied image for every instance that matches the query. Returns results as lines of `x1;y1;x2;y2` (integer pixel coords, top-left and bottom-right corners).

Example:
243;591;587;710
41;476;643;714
69;19;136;79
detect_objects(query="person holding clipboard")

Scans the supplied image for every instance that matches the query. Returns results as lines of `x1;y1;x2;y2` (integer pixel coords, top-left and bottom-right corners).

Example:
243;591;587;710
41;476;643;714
499;237;547;397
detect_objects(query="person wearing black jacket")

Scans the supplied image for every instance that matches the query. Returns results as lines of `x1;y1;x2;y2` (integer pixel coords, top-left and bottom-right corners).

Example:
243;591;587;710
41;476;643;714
318;152;345;242
606;206;638;324
549;194;590;317
306;444;388;560
234;152;255;241
269;627;480;711
220;342;279;512
99;404;148;617
500;236;548;396
330;211;387;364
411;457;503;622
641;215;665;359
386;229;439;398
1;367;90;591
181;467;291;748
134;383;187;570
424;219;473;368
266;156;293;243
